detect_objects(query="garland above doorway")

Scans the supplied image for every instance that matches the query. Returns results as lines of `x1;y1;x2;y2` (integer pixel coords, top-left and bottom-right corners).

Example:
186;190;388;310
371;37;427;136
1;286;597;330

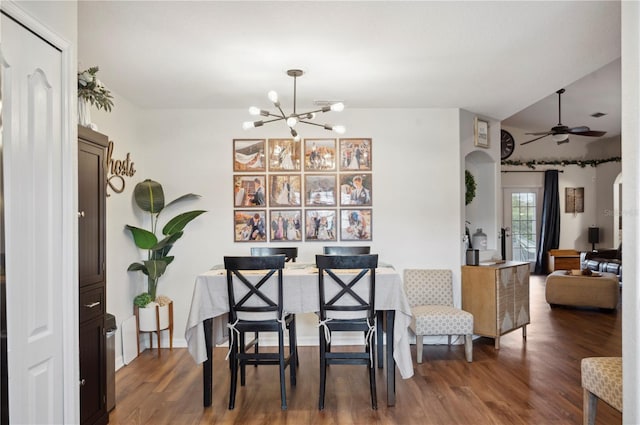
501;156;621;169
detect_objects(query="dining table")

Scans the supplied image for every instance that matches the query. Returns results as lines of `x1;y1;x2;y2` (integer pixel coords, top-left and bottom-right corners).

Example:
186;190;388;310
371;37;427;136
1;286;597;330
185;262;415;407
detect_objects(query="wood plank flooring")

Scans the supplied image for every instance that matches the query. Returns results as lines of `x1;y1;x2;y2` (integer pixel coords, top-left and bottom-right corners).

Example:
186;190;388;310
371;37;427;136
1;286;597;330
108;275;622;424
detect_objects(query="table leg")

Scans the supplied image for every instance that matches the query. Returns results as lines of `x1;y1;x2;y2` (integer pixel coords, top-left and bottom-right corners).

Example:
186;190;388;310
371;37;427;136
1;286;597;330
203;318;213;407
386;310;396;406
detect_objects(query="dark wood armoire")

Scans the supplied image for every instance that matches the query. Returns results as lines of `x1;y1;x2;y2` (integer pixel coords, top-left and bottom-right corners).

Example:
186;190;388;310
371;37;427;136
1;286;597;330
78;126;109;425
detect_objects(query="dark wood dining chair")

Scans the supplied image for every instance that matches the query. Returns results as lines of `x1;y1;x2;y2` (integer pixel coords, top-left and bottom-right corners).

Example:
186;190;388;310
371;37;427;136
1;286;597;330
251;246;298;262
249;247;298;362
322;246;371;255
316;254;379;410
224;255;297;410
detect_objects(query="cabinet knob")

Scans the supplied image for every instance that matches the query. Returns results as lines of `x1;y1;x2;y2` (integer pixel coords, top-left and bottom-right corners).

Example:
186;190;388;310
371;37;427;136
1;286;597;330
80;379;86;387
77;211;85;218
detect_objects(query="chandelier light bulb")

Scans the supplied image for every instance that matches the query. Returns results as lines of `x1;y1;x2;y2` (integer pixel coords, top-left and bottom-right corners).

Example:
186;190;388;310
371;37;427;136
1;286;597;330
268;90;279;104
242;121;255;130
330;102;345;112
333;125;346;134
249;106;260;116
286;117;298;127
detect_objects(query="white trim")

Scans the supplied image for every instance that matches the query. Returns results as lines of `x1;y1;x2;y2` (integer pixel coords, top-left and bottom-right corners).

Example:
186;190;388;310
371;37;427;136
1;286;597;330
0;2;79;423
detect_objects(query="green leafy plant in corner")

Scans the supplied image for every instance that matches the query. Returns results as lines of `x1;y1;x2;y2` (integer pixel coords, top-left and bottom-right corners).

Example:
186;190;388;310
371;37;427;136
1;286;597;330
465;170;477;205
125;179;206;303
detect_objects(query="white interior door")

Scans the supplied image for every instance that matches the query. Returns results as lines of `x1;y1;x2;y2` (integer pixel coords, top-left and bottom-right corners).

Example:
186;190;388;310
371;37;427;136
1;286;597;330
503;187;542;269
2;12;67;424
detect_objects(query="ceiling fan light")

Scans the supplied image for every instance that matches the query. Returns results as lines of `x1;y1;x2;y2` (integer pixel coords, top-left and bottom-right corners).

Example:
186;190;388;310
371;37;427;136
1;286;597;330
552;133;569;143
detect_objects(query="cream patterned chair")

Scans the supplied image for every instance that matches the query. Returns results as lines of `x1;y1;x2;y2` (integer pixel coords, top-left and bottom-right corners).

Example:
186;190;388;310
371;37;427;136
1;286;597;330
403;269;473;363
581;357;622;425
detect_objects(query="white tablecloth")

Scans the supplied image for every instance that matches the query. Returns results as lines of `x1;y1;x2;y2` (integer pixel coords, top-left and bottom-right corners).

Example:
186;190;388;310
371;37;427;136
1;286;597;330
185;264;415;379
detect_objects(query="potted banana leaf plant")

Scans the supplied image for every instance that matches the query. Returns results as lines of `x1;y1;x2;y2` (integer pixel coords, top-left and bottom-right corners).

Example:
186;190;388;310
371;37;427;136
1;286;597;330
126;179;206;336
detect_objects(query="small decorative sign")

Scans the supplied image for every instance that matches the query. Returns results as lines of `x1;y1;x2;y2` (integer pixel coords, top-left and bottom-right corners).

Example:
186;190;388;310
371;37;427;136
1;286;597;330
106;140;136;196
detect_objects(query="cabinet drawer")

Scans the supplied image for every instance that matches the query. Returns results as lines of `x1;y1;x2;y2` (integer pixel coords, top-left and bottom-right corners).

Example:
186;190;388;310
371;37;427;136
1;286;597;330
80;286;105;323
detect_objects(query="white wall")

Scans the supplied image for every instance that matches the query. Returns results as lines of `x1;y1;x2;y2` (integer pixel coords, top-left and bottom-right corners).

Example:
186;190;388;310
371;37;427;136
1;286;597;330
90;106;465;359
621;2;640;422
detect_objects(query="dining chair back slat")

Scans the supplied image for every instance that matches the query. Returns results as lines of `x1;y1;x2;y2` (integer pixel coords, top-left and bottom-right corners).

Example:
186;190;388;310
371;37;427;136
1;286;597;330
322;246;371;255
251;246;298;262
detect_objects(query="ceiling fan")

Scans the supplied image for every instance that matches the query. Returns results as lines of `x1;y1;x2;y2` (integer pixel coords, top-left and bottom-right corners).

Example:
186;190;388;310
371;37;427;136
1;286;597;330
520;88;606;145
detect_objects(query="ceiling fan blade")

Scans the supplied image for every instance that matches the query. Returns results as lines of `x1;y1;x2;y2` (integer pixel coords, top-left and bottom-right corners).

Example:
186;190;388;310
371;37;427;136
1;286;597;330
525;131;553;136
521;134;551;145
570;129;607;137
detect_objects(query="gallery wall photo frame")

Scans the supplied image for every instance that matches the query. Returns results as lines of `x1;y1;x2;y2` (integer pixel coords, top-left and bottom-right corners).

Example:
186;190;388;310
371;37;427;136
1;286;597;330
304;209;338;242
268;174;302;207
268;138;301;171
474;117;489;148
340;209;372;241
339;173;372;206
304;138;337;171
269;209;303;242
339;138;372;171
304;174;337;207
233;139;266;172
234;210;267;242
234;174;266;208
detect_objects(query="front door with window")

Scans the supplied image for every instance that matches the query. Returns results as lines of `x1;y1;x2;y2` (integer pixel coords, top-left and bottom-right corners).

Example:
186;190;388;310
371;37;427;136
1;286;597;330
503;188;542;269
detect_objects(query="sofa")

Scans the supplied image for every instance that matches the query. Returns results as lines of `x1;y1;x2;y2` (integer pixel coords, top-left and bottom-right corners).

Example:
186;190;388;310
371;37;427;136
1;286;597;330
581;244;622;281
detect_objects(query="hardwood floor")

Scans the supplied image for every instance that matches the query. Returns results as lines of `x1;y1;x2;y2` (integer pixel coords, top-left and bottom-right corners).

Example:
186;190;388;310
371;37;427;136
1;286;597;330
108;275;622;424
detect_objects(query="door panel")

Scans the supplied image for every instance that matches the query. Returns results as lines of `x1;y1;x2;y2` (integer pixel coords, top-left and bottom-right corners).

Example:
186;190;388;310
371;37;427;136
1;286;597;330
503;188;542;270
2;13;65;424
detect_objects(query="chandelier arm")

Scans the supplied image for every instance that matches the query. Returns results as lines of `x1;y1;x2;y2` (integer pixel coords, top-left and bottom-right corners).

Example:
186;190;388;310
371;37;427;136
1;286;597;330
261;117;287;124
298;120;326;128
264;111;286;119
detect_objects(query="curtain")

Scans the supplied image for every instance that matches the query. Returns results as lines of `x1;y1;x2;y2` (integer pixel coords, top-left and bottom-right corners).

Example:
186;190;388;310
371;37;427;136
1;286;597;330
534;170;560;274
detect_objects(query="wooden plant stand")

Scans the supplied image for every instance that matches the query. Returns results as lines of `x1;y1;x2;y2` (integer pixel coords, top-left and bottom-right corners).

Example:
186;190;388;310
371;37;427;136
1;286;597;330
134;301;174;356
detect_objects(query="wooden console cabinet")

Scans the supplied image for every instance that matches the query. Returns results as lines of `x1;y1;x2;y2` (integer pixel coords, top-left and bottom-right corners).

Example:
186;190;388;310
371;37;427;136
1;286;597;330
547;249;581;272
78;126;109;425
461;262;530;349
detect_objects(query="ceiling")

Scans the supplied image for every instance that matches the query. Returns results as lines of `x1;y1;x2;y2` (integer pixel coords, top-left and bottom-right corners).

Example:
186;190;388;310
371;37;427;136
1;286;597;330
77;1;621;139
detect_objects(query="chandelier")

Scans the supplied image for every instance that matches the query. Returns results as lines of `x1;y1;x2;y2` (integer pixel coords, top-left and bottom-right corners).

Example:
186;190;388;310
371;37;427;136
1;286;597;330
242;69;345;141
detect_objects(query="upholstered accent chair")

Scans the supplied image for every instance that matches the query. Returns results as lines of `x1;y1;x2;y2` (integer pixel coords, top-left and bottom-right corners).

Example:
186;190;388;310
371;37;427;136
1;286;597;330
403;269;473;363
581;357;622;425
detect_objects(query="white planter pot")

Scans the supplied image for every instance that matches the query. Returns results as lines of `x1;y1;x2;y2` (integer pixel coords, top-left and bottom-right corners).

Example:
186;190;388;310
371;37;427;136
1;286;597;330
137;302;172;332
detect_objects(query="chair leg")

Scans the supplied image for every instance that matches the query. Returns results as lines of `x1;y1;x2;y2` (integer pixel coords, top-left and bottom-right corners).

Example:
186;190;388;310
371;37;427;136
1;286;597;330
240;333;247;386
319;331;327;410
278;329;288;410
253;331;259;367
289;319;297;386
369;339;377;410
229;340;238;410
464;334;473;362
447;335;452;346
583;388;597;425
377;311;384;368
416;334;424;363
